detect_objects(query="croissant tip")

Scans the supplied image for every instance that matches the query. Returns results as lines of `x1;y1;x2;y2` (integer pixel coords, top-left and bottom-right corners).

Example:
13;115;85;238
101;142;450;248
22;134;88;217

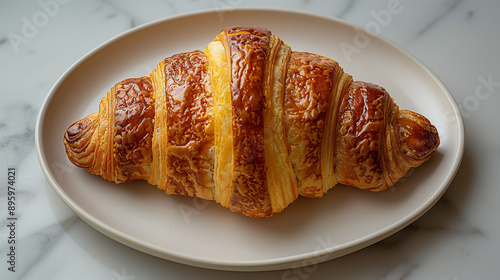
397;110;440;164
64;118;90;144
63;113;98;168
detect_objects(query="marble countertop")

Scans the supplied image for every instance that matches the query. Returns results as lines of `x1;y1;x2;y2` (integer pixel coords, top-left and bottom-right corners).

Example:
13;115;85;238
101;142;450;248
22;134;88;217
1;0;499;279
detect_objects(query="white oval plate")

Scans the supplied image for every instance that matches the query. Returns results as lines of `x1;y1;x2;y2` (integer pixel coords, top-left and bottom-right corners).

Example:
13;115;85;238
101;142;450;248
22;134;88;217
35;8;464;271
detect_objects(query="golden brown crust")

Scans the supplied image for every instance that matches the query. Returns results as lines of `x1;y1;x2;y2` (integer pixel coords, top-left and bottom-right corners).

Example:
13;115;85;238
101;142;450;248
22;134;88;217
64;112;99;169
113;78;155;182
397;110;440;164
334;81;388;190
222;26;272;217
63;77;154;183
284;52;340;198
331;81;440;191
163;51;215;199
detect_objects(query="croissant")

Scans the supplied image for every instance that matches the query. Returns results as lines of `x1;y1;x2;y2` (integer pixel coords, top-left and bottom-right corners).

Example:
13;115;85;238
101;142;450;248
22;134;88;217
63;26;439;217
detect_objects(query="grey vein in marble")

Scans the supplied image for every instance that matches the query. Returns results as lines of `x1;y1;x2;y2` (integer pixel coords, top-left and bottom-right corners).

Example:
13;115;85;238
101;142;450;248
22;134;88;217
104;0;138;28
417;0;463;37
0;103;37;166
336;0;357;19
0;217;73;276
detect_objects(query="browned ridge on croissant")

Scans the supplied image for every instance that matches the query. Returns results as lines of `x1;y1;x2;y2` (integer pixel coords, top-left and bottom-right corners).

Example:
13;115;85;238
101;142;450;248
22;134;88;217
63;26;440;217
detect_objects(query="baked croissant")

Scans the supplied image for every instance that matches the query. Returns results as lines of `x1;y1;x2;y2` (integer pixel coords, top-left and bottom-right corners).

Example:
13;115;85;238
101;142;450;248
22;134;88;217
63;26;439;217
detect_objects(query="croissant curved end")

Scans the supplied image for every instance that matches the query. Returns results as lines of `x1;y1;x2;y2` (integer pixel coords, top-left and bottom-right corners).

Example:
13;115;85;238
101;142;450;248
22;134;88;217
396;110;440;165
63;112;98;169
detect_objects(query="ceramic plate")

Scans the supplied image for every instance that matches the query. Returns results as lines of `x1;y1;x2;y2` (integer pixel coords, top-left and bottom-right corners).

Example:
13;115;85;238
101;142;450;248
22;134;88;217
35;8;464;271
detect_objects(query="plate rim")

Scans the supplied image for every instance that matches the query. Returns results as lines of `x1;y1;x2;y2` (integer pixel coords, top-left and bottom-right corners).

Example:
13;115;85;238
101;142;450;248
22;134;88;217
35;7;465;271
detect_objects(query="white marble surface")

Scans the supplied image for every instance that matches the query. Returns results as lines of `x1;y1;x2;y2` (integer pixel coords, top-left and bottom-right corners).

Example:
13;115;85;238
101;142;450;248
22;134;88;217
1;0;499;279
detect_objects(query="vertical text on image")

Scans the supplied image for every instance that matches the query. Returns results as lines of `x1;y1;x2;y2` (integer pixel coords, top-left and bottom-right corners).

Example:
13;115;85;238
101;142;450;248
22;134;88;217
6;167;17;273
